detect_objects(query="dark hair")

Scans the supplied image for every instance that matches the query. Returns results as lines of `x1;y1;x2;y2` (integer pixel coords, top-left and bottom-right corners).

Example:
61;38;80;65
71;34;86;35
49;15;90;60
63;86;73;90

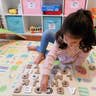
56;9;96;52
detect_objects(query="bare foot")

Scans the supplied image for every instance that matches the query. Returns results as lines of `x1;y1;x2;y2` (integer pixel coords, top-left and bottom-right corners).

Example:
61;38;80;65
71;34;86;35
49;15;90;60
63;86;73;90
28;46;37;51
34;53;45;64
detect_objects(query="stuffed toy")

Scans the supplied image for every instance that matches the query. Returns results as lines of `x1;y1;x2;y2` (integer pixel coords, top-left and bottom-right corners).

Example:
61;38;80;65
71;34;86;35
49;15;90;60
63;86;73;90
8;8;18;14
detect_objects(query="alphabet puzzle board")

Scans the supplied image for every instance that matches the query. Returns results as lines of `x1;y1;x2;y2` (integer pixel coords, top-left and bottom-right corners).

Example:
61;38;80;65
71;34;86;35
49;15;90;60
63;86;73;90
0;40;96;96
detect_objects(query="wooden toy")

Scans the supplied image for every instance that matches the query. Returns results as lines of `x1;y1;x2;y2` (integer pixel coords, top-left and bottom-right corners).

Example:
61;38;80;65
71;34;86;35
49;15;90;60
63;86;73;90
34;87;42;94
62;80;69;87
46;87;53;94
57;87;64;94
14;86;22;93
29;25;42;33
51;80;58;87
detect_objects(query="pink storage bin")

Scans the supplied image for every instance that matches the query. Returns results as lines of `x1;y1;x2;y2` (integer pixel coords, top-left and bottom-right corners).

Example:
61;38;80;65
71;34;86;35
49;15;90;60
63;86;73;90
22;0;42;15
64;0;86;16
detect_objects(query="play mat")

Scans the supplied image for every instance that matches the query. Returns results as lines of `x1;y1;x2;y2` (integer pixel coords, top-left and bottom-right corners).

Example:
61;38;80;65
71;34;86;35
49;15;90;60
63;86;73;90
0;40;96;96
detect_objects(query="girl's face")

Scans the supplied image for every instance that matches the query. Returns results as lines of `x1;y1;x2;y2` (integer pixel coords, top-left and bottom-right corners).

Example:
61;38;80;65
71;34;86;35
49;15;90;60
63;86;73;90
64;33;81;48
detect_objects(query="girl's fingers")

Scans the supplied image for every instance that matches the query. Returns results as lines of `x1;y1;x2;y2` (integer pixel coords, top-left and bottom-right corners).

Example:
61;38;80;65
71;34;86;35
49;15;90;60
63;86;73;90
41;84;47;92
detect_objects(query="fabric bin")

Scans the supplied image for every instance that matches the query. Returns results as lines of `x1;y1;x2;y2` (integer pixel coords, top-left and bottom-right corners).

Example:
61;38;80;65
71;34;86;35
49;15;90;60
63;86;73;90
64;0;86;16
22;0;42;15
43;16;62;32
6;16;24;34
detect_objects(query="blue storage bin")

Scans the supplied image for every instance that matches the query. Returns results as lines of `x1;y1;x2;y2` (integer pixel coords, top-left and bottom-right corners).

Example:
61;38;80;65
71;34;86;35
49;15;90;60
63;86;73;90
43;16;62;32
6;16;24;34
42;4;61;11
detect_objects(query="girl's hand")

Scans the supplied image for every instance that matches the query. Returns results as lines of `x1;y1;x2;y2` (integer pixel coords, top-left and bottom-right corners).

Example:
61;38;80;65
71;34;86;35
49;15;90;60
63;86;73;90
75;65;87;75
40;75;49;92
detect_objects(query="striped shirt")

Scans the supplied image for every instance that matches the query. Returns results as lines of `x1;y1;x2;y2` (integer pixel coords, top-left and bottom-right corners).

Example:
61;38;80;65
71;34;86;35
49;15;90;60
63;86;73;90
42;41;90;75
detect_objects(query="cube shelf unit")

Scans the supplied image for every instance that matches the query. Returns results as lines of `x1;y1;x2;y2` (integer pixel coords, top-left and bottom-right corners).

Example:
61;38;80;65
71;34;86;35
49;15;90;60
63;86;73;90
0;0;95;37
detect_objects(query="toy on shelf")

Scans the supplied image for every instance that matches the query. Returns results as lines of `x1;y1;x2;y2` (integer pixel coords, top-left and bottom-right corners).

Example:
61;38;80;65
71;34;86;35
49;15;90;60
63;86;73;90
8;8;18;14
29;25;42;33
42;4;62;15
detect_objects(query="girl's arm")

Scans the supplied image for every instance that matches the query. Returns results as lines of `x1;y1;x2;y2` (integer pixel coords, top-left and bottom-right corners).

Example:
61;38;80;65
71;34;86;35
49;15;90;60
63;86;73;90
40;41;59;91
41;41;59;76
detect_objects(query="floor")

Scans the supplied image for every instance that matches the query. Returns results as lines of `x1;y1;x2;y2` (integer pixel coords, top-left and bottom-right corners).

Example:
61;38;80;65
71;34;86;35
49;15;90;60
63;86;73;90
0;40;96;96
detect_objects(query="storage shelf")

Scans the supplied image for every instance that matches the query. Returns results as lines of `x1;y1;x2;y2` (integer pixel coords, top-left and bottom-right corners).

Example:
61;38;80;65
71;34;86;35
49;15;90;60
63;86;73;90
25;32;42;36
23;14;42;16
0;0;96;38
5;14;22;16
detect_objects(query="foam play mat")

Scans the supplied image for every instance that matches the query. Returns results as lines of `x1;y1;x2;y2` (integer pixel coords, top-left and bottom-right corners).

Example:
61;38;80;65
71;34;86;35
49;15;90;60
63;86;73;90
0;40;96;96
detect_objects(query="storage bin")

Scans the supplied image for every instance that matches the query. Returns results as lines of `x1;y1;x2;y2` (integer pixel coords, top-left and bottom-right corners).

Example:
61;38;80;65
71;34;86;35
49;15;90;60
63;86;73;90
22;0;42;15
64;0;86;16
6;16;24;34
42;0;63;15
43;16;62;32
42;5;61;11
42;4;62;15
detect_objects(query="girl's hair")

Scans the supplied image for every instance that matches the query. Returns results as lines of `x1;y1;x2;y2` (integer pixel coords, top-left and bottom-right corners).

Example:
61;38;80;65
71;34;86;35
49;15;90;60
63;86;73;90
56;9;96;52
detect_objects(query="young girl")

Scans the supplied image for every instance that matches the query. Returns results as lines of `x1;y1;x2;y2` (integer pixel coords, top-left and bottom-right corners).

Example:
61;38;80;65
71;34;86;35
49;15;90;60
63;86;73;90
40;9;96;91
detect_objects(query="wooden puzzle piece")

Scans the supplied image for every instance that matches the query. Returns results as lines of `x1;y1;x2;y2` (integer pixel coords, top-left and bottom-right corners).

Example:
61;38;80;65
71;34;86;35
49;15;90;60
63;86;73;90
57;87;64;94
51;65;60;75
51;80;58;87
54;74;63;81
61;68;69;74
88;65;96;71
26;64;32;69
33;80;39;87
22;73;29;79
30;74;39;80
14;86;22;93
67;74;73;81
46;87;53;94
78;87;89;96
24;86;32;94
67;86;76;95
22;79;30;86
35;68;40;74
62;80;69;87
34;87;42;94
